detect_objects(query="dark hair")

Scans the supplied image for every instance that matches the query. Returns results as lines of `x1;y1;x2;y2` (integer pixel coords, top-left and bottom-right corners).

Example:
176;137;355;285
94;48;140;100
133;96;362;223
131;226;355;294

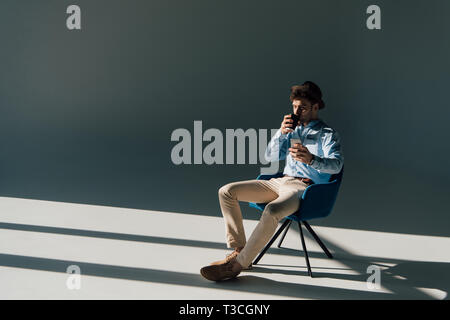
289;81;325;109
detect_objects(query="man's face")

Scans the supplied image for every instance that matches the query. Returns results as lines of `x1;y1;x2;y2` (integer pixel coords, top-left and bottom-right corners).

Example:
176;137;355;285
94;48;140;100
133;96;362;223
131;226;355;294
292;99;314;122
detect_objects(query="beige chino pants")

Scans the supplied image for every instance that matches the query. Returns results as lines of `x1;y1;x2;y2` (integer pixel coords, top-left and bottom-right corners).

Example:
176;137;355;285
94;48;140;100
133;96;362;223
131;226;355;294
218;176;309;268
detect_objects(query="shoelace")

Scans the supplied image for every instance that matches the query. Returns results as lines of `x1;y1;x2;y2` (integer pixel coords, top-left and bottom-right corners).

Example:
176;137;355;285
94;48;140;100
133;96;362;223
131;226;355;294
225;251;238;262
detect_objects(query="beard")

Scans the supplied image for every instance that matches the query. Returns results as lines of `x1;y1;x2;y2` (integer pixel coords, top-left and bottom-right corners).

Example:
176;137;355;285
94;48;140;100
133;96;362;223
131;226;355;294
299;113;310;124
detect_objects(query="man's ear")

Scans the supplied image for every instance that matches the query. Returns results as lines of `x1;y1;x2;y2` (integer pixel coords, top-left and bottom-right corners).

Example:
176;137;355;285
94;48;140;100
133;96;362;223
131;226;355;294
312;103;319;112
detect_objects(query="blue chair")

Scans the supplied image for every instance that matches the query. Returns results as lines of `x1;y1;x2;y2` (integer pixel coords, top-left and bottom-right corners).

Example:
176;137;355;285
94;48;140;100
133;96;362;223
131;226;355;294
249;166;344;277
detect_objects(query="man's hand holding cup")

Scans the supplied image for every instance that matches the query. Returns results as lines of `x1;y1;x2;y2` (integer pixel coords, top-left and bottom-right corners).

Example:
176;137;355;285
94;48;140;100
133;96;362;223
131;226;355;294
281;113;299;135
289;142;314;164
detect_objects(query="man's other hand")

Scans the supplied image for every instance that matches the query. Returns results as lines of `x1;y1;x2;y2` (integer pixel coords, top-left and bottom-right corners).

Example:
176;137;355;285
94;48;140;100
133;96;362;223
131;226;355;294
289;143;313;164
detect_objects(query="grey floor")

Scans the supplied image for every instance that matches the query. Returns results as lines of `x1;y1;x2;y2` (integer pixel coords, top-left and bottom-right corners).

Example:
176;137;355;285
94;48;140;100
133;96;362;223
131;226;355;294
0;196;448;300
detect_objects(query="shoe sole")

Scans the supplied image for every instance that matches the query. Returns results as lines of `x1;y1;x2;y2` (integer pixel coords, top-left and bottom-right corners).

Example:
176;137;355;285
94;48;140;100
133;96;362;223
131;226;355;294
210;262;253;270
200;268;238;282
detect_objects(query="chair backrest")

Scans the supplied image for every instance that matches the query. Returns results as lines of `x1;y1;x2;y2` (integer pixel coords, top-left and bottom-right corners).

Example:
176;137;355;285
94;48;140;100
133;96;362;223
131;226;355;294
296;165;344;221
329;165;344;185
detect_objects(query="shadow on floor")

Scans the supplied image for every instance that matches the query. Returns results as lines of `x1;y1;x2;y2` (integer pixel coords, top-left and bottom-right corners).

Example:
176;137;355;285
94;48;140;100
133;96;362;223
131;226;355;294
1;222;448;299
249;229;450;300
0;253;392;300
250;256;449;300
0;221;312;259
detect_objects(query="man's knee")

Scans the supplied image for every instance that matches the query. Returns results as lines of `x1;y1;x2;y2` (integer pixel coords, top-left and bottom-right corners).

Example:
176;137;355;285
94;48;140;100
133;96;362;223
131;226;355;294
262;203;283;222
260;209;281;229
218;183;235;199
263;195;299;221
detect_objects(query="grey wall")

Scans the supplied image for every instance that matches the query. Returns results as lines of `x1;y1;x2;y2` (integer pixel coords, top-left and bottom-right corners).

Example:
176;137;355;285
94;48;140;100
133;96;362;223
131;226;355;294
1;0;449;236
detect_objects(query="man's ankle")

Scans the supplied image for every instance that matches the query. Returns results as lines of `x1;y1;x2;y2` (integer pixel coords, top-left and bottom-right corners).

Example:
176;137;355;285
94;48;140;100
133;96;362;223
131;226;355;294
232;259;243;272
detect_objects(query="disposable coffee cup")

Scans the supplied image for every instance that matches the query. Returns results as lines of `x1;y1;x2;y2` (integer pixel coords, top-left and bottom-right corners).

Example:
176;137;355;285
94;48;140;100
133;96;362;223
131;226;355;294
290;138;302;148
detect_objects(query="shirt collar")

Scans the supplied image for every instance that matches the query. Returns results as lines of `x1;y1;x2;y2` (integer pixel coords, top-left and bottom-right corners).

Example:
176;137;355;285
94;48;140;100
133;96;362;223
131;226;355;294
301;119;321;128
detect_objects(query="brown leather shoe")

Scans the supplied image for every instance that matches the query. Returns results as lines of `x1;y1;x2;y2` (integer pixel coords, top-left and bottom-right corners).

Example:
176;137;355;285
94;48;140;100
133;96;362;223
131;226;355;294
200;258;242;281
210;250;252;270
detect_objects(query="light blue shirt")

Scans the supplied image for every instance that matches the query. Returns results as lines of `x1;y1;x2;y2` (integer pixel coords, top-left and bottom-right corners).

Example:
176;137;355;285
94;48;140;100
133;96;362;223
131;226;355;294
265;119;344;184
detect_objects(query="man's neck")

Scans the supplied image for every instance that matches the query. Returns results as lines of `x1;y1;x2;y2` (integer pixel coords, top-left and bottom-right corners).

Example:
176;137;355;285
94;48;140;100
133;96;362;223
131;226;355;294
301;117;318;127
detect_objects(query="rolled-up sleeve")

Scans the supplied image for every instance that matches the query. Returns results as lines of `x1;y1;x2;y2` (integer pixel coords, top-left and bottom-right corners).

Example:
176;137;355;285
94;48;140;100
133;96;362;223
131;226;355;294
310;130;344;174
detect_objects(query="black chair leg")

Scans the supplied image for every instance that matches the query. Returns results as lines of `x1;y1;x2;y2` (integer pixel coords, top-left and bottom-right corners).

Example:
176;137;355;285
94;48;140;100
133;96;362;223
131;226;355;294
303;221;333;259
298;221;313;277
277;220;292;248
253;219;291;265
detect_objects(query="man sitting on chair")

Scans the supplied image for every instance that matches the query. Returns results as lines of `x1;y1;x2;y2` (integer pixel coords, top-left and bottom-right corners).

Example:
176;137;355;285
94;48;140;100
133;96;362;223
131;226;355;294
200;81;344;281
